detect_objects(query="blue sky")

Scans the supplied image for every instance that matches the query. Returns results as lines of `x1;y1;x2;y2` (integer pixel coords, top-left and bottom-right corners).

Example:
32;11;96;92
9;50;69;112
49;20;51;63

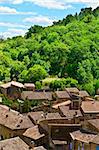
0;0;98;38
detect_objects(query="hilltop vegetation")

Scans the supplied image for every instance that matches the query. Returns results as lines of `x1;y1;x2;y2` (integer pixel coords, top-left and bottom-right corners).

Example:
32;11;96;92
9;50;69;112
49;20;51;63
0;7;99;95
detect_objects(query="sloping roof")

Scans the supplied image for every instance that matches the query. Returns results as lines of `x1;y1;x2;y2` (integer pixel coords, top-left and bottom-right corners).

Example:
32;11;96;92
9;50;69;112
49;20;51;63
28;112;62;123
65;87;79;94
45;92;53;101
52;100;71;109
81;101;99;113
24;83;35;88
23;125;45;140
88;119;99;130
21;91;48;100
28;111;44;124
0;81;24;89
0;137;32;150
34;146;47;150
0;105;33;130
79;91;89;98
59;106;82;118
46;113;61;119
70;130;96;144
55;91;70;99
91;135;99;144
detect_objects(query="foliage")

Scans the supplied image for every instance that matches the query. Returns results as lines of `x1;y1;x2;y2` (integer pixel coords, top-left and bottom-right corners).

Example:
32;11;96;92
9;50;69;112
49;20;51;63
35;81;42;90
0;7;99;95
49;78;78;90
27;64;47;82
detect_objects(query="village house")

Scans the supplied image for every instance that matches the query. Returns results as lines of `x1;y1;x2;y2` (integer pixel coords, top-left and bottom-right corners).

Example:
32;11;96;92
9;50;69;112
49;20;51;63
21;91;53;107
65;88;82;110
58;105;83;124
78;90;90;100
33;112;81;150
81;100;99;120
0;136;33;150
54;90;71;102
48;123;81;150
0;81;24;99
65;87;79;95
24;83;35;91
70;130;97;150
88;119;99;133
0;105;34;140
22;125;47;148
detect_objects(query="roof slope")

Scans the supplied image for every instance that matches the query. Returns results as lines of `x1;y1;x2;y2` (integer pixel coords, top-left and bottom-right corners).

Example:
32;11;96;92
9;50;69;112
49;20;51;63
23;125;45;140
0;105;33;130
81;101;99;113
0;137;32;150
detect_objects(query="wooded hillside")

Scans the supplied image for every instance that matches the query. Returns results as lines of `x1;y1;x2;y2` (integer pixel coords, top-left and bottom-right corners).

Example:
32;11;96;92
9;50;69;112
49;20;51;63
0;7;99;95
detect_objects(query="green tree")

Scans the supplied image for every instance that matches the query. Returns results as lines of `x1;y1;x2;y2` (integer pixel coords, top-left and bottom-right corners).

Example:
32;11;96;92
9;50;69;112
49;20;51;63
27;64;47;82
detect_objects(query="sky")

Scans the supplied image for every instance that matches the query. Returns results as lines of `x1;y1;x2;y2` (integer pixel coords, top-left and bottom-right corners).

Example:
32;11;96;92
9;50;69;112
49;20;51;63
0;0;99;38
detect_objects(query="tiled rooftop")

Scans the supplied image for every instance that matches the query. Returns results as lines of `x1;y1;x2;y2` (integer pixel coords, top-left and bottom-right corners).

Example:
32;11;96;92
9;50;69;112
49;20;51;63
0;105;33;130
70;130;96;143
0;137;32;150
23;125;45;140
55;91;71;99
81;101;99;113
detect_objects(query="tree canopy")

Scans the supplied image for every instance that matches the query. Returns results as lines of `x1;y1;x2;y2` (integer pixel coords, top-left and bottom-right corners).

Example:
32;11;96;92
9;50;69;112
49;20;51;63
0;7;99;95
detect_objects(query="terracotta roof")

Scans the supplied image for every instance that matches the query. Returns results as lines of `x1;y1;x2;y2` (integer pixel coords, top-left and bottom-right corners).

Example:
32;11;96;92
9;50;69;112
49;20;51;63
24;83;35;88
0;137;32;150
45;92;53;101
28;111;44;124
23;125;45;140
34;146;46;150
28;112;62;123
79;91;89;98
59;106;82;118
0;105;33;130
0;81;24;88
91;135;99;144
88;119;99;130
81;101;99;113
70;130;96;144
45;113;62;120
21;91;48;100
55;91;70;99
65;87;79;94
52;100;71;109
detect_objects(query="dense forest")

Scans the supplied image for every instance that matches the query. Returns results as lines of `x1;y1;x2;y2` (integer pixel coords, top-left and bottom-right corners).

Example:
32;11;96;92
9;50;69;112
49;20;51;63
0;7;99;95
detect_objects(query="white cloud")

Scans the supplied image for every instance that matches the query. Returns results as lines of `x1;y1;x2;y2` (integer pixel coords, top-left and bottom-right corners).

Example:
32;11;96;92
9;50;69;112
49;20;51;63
0;22;29;28
0;6;17;14
12;0;24;4
0;6;36;15
0;28;27;39
27;0;72;10
0;0;73;10
0;0;98;10
7;0;99;9
63;0;99;9
24;15;56;26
